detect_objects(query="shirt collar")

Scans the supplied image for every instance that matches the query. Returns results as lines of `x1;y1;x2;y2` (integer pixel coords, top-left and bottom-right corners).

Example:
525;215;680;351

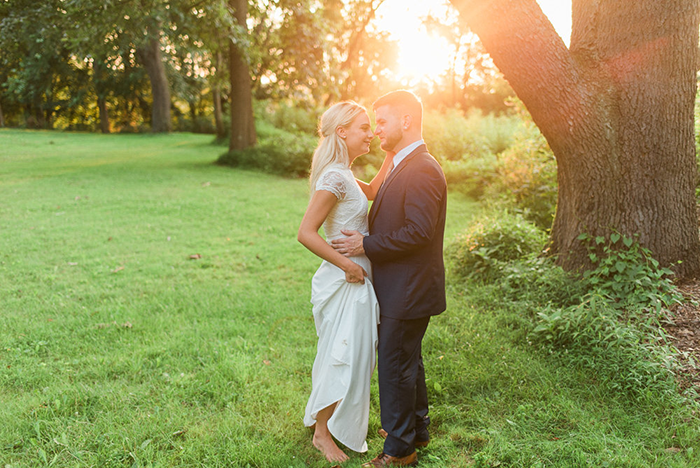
392;139;424;170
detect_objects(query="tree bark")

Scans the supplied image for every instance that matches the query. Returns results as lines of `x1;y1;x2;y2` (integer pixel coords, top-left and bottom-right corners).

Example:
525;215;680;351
137;34;172;133
449;0;700;278
228;0;256;151
213;51;226;139
0;100;4;127
92;59;111;133
98;96;110;134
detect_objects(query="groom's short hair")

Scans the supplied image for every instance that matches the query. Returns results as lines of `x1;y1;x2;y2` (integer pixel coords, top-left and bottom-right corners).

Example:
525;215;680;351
373;90;423;123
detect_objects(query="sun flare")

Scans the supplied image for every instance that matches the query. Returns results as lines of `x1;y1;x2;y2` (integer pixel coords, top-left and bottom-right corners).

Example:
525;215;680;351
374;0;571;84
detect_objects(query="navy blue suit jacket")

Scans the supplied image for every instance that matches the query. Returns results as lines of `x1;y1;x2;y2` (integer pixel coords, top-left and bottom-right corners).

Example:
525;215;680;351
363;144;447;320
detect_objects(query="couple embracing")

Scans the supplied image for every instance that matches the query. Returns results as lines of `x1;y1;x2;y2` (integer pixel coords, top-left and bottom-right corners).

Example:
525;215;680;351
298;90;447;467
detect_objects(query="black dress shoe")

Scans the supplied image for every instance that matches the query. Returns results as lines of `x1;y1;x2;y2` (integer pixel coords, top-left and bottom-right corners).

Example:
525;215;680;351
361;451;418;467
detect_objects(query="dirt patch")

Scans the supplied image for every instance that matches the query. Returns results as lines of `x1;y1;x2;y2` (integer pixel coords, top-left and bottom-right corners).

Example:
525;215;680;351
666;280;700;394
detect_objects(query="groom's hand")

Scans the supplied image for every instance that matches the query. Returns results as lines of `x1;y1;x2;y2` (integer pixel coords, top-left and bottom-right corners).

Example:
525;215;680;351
332;230;365;257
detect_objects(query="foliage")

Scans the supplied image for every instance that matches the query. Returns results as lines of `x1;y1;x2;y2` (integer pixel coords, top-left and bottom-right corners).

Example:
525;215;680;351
578;232;683;312
490;113;558;230
420;6;515;113
423;109;522;198
217;121;316;177
527;233;687;403
256;99;322;136
446;211;546;281
530;295;683;403
425;109;494;161
440;155;499;198
496;256;587;309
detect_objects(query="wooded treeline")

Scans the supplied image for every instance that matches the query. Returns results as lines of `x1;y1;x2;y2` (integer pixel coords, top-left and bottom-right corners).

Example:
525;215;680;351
0;0;510;137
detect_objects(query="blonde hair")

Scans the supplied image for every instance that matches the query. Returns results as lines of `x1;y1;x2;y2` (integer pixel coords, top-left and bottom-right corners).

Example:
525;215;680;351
309;101;366;194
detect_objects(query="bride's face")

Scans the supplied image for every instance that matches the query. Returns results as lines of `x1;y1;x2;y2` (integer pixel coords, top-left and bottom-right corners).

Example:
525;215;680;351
343;112;374;162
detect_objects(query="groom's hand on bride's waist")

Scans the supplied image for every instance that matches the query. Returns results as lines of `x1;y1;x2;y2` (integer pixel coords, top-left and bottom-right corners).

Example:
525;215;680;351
332;230;365;257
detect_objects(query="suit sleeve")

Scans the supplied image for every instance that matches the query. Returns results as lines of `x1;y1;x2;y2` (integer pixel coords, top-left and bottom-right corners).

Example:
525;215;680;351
363;161;446;263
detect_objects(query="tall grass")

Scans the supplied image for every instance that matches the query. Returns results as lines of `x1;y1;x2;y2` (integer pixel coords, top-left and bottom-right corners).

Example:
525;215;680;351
1;129;698;467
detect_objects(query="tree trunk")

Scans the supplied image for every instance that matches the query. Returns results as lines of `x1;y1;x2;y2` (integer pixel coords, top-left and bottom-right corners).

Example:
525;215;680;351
213;51;226;139
137;34;172;133
0;100;4;127
92;59;111;134
229;0;256;151
449;0;700;278
98;96;110;134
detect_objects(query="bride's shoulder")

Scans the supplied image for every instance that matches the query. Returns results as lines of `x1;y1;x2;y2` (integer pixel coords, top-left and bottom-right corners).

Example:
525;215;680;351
319;164;352;180
316;165;351;199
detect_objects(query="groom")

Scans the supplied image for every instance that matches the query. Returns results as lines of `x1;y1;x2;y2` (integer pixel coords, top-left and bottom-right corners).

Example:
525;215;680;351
332;90;447;467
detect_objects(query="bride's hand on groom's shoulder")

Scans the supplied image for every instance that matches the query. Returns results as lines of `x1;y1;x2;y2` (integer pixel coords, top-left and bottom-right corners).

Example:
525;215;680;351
331;230;365;257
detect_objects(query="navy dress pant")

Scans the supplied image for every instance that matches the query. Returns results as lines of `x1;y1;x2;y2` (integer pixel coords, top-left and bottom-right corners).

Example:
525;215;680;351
377;315;431;457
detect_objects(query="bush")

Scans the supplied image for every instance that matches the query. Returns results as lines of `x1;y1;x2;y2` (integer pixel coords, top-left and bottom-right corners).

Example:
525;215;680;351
217;121;316;178
441;155;499;198
424;109;491;162
490;120;558;230
528;234;686;403
530;295;682;403
256;99;321;136
497;256;587;309
578;232;683;313
446;211;547;281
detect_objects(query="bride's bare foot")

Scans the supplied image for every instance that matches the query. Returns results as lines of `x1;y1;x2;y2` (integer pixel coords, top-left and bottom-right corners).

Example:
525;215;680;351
313;432;349;463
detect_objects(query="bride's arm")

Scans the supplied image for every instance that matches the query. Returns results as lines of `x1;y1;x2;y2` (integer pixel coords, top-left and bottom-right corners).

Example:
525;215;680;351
297;190;367;283
356;152;394;201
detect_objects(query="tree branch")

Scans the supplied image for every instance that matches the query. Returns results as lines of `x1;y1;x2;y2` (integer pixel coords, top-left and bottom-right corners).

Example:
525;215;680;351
448;0;587;150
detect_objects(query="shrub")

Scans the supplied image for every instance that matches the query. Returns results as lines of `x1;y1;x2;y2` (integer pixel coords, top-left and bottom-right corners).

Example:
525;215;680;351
497;256;587;309
578;232;682;313
217;121;316;178
446;211;547;281
530;295;682;403
529;234;686;403
441;154;499;198
490;120;557;230
423;109;491;162
256;99;321;136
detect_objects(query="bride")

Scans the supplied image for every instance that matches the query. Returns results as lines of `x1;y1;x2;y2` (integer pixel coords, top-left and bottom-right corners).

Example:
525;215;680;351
297;101;392;462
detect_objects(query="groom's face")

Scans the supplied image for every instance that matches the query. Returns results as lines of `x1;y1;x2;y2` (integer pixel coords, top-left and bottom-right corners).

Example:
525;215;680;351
374;105;403;153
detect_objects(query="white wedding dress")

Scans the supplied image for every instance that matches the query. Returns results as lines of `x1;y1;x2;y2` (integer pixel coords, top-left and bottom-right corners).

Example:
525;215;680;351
303;164;380;453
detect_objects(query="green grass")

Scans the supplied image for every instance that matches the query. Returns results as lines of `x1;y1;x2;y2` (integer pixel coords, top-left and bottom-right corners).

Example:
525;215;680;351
1;129;698;467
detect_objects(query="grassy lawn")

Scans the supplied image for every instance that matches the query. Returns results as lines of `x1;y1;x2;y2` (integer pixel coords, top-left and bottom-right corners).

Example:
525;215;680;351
0;129;697;467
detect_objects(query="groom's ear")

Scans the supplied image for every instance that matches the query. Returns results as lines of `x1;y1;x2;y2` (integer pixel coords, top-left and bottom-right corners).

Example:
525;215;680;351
402;114;412;130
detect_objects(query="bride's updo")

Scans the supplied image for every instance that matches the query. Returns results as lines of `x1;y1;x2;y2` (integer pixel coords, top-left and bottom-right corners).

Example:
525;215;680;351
309;101;366;194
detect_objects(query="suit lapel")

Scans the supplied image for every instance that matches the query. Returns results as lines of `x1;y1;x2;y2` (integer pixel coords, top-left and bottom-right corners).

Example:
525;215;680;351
369;144;427;227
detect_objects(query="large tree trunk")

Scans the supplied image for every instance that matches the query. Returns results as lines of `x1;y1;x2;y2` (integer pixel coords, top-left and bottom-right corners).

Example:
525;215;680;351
228;0;256;151
137;34;172;133
449;0;700;278
213;51;226;140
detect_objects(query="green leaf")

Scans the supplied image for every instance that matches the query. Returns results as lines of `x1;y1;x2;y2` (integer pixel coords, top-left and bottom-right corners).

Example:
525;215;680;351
623;236;633;247
610;233;620;244
595;236;605;245
615;261;626;273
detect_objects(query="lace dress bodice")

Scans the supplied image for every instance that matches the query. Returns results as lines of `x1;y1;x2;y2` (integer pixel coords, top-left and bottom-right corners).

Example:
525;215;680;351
315;165;369;241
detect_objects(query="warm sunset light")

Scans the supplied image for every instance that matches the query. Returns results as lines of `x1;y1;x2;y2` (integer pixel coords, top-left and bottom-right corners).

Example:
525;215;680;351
374;0;572;84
